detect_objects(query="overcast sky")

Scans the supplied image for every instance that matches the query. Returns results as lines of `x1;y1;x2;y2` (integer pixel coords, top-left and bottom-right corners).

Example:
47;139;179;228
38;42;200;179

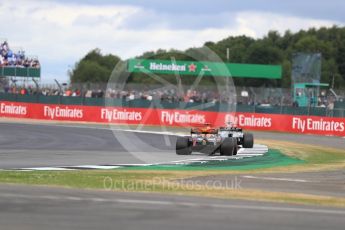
1;0;344;83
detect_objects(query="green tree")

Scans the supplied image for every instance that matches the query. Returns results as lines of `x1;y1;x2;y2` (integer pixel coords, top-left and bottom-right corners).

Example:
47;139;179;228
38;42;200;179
245;42;283;64
293;35;334;59
69;49;121;83
70;61;109;83
69;27;345;89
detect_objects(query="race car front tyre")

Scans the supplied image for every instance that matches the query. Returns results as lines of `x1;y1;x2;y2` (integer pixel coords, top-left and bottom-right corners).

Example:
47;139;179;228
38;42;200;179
176;137;192;155
220;137;237;156
243;133;254;148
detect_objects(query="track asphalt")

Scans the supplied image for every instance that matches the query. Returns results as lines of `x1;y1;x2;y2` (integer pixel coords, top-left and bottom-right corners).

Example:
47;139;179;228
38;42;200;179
0;121;269;169
0;184;344;230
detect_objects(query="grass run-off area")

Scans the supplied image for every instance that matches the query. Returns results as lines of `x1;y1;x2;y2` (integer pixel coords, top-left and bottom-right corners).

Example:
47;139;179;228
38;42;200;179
0;139;344;207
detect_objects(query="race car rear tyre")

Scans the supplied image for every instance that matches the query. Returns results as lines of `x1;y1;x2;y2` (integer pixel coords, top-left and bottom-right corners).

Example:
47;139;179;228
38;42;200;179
243;133;254;148
220;137;237;156
233;144;238;155
176;137;192;155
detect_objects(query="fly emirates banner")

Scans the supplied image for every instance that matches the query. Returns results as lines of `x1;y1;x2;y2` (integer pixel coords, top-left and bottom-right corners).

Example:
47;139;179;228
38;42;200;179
0;101;344;137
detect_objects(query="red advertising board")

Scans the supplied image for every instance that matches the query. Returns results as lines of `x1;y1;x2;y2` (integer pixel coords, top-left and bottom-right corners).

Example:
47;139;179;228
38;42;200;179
1;101;344;137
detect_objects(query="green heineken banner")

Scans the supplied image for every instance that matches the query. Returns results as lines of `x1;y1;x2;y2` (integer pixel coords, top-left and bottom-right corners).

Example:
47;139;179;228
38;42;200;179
128;59;281;79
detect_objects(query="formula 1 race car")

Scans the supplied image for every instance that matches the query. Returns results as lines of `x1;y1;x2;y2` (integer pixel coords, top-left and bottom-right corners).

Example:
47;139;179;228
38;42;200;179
176;123;254;156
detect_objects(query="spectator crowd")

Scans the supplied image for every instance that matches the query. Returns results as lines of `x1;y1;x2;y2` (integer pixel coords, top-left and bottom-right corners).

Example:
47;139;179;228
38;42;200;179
0;41;40;68
1;83;341;109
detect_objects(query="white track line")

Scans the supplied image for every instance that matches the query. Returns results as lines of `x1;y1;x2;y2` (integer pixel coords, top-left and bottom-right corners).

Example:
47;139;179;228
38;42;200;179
242;175;313;183
17;167;75;171
7;148;267;170
70;165;122;169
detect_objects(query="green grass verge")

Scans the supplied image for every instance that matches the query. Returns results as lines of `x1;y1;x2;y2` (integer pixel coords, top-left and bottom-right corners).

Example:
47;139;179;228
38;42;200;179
0;169;345;207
